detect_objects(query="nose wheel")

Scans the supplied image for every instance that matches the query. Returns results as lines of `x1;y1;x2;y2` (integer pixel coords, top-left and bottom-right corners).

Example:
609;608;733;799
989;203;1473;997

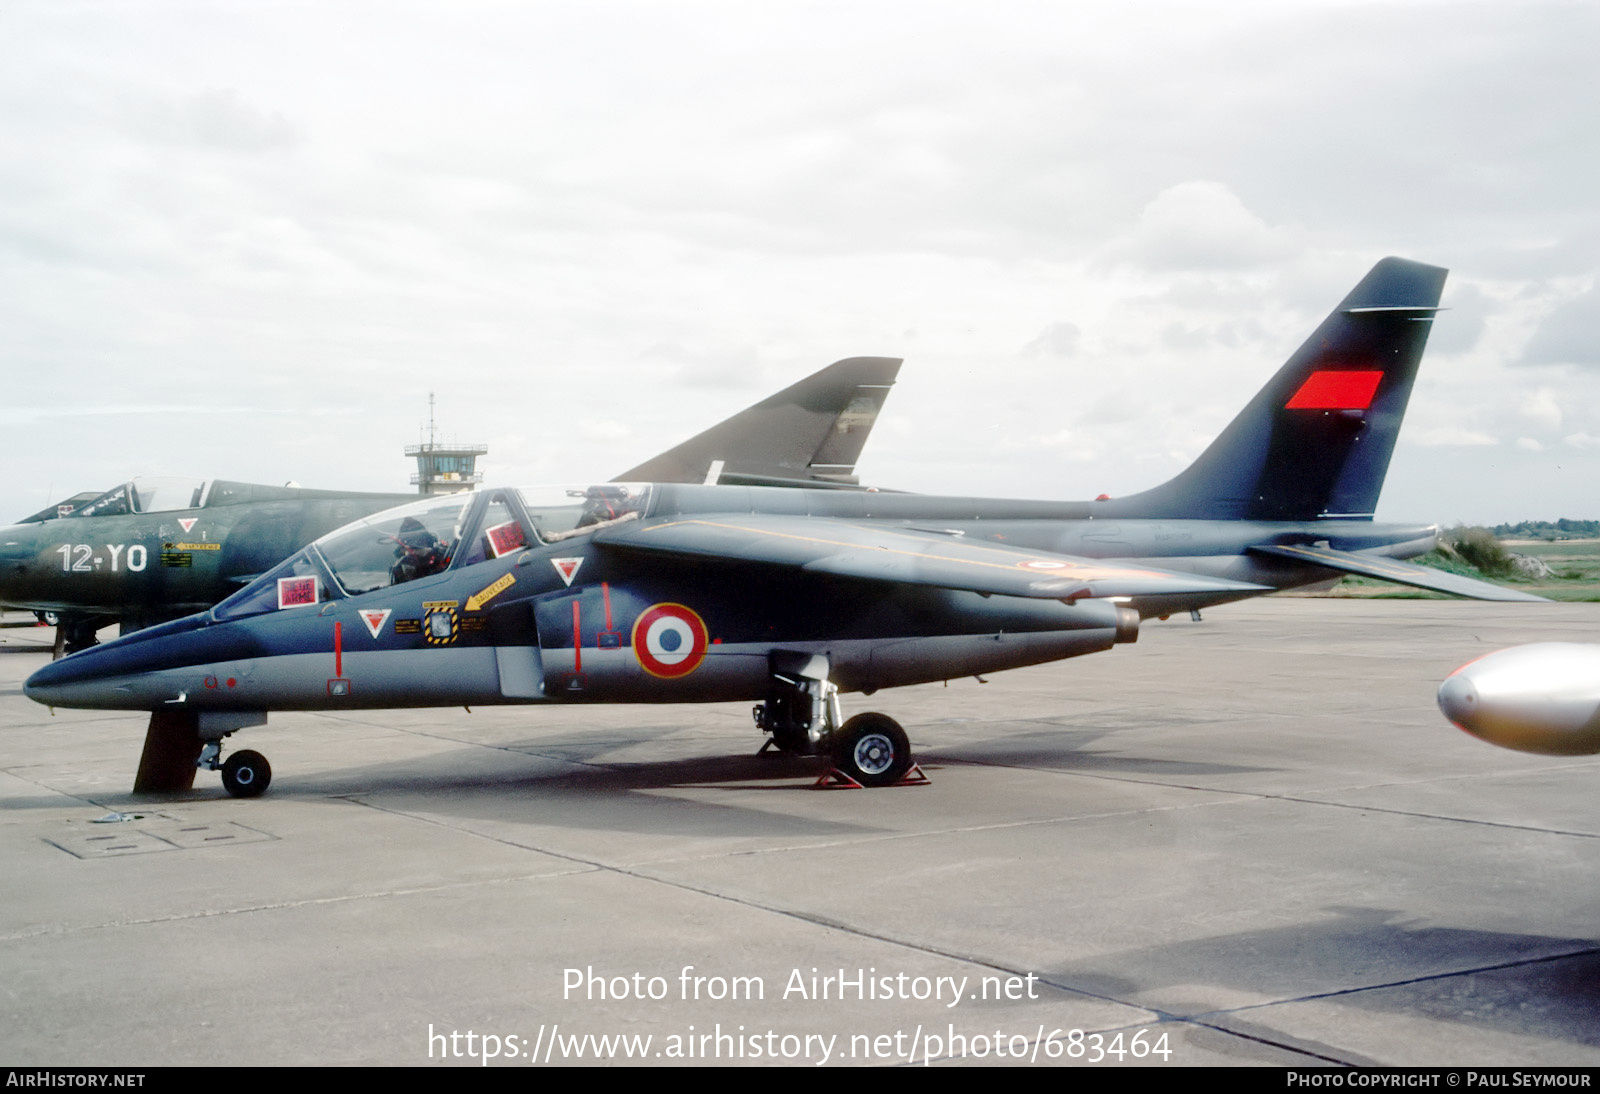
221;750;272;798
199;741;273;798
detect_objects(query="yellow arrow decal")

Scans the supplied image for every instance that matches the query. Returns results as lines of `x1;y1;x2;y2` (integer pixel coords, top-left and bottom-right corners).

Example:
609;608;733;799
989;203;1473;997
466;573;516;612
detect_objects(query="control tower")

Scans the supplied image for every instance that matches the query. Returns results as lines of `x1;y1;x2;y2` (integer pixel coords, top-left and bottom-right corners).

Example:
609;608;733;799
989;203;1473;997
406;394;486;495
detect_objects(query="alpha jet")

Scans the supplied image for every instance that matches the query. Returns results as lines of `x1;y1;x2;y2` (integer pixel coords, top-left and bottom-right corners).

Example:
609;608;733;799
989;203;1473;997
1;479;416;653
1438;644;1600;756
0;357;900;656
26;258;1543;796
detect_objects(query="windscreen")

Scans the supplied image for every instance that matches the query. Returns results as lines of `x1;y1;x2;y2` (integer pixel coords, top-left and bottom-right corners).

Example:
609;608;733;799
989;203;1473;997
211;549;336;620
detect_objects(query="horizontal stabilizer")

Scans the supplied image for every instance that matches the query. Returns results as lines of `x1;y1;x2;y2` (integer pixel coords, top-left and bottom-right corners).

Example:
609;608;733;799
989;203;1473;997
1248;544;1548;602
599;515;1269;601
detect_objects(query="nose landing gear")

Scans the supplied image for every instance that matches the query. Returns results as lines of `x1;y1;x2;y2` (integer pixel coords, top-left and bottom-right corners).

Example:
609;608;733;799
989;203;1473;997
195;719;273;798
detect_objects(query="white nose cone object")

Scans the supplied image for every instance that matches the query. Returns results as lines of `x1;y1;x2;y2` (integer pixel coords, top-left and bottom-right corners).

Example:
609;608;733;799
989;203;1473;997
1438;643;1600;756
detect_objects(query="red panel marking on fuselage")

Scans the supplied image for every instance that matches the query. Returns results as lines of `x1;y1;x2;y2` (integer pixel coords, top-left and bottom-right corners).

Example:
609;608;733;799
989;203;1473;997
1285;370;1383;410
602;582;613;630
335;621;343;677
572;599;582;673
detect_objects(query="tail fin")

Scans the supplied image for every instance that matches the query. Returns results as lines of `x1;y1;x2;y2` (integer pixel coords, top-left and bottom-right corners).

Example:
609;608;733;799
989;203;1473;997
613;356;901;488
1114;257;1447;521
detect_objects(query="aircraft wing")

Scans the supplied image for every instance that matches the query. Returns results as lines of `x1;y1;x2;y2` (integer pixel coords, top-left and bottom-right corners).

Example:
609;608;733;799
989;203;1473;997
1248;544;1549;602
596;515;1269;600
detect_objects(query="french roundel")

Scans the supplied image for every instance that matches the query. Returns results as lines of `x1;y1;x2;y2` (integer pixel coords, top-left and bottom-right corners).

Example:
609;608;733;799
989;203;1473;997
632;603;709;679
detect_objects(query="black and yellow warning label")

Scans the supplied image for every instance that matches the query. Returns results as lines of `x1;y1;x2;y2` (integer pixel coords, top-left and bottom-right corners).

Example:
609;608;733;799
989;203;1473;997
423;606;459;646
395;618;421;635
160;552;192;568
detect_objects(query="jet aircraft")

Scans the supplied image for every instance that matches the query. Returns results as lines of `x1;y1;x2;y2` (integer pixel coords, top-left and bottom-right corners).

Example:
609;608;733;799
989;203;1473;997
27;258;1544;797
1438;644;1600;755
1;479;418;654
0;357;899;655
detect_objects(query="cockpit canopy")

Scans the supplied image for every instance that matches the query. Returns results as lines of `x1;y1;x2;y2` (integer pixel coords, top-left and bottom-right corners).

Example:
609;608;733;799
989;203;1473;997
68;478;211;519
211;484;651;621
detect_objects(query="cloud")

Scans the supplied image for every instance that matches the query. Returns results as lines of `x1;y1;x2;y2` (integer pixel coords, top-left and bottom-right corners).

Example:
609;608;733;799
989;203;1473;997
120;88;299;153
1096;181;1299;273
1021;321;1080;358
1522;285;1600;367
1518;387;1563;431
1410;427;1498;447
1426;282;1489;356
577;418;630;441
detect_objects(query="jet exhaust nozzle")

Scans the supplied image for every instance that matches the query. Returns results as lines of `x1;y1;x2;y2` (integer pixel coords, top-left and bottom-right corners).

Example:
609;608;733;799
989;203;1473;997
1114;605;1139;644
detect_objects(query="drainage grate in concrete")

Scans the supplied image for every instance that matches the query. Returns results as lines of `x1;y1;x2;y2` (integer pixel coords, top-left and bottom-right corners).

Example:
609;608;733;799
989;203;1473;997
46;818;276;859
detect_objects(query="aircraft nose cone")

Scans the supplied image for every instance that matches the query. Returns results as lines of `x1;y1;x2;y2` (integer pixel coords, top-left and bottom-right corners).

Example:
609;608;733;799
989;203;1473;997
24;654;93;707
1436;672;1479;730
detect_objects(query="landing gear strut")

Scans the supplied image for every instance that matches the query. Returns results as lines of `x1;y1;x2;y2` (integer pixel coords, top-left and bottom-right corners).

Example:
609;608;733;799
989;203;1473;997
752;651;919;788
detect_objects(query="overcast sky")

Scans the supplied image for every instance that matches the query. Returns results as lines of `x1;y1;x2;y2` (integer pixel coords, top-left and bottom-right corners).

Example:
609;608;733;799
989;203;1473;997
2;1;1596;527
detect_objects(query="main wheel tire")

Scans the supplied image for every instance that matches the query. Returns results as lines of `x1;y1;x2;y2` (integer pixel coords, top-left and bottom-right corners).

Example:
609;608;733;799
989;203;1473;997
834;714;912;788
221;750;272;798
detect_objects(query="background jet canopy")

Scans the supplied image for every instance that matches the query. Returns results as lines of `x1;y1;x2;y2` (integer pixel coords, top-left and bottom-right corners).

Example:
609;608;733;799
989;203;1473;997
68;477;210;519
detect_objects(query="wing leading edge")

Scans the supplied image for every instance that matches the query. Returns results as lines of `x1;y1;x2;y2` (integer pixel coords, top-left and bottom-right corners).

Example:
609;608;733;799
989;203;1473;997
596;515;1268;601
1248;543;1548;602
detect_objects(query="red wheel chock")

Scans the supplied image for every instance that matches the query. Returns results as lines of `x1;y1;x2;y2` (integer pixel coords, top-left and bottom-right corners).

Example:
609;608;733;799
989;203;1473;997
813;763;930;789
814;768;864;789
897;764;931;786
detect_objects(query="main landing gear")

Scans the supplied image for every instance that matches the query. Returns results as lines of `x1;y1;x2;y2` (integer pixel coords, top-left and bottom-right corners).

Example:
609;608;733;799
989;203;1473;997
52;613;113;660
752;652;919;788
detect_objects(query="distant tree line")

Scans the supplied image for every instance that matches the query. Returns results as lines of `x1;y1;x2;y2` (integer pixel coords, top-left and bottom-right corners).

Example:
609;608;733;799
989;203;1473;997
1491;519;1600;539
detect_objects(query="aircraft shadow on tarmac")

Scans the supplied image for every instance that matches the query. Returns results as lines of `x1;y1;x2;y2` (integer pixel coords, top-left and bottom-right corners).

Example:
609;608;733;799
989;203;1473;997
923;724;1271;779
273;717;1265;802
255;738;884;840
1048;905;1600;1049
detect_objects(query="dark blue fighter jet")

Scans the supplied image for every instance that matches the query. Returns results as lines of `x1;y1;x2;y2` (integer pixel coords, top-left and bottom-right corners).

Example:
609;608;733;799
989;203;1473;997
27;258;1542;795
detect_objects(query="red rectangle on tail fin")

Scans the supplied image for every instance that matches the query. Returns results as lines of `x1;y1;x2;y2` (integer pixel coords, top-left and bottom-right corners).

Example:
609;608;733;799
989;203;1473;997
1285;370;1383;410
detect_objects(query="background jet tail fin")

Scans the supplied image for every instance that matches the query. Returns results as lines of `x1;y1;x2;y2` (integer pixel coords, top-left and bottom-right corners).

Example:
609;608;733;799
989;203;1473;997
612;356;901;487
1113;257;1447;521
